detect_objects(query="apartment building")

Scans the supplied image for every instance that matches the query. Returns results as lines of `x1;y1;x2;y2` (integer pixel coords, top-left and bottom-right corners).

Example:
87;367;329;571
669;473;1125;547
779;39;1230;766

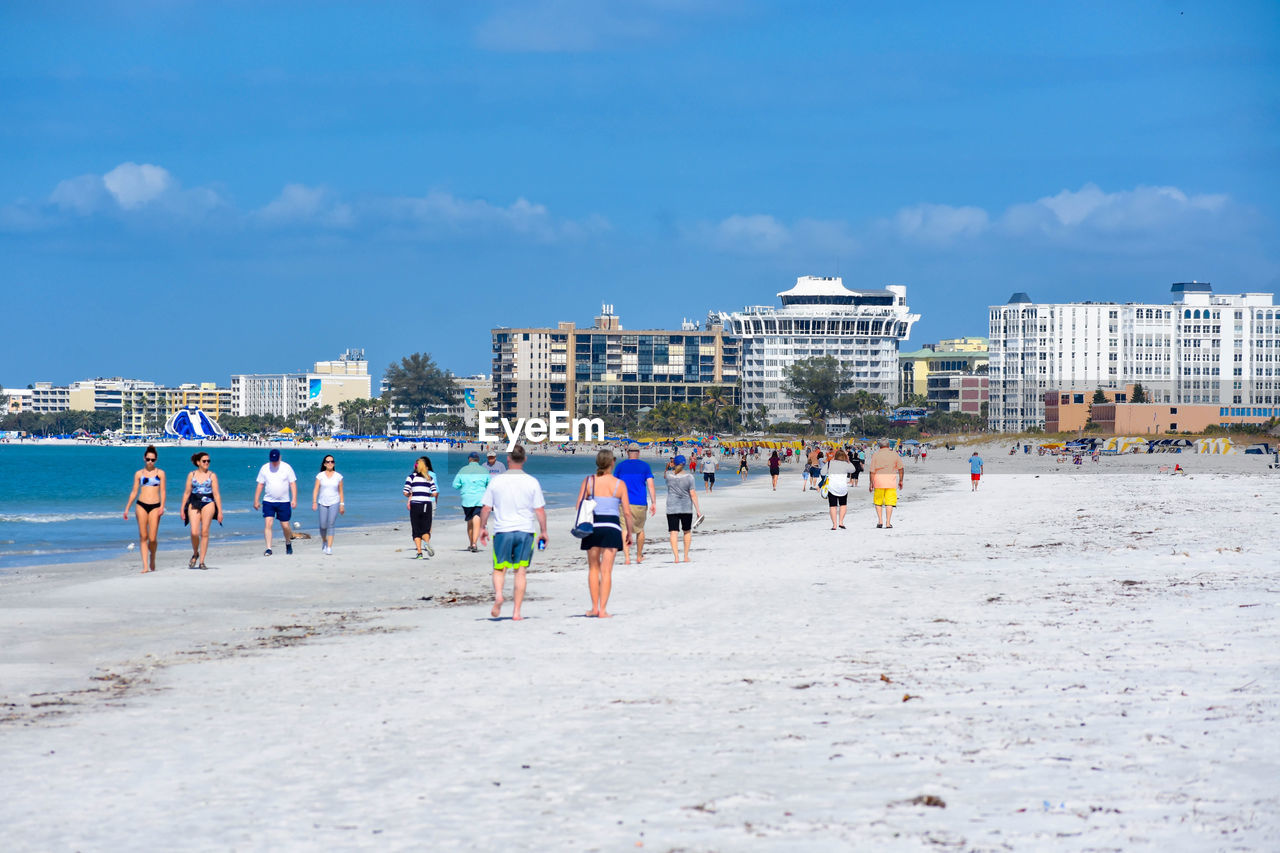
492;306;740;422
987;282;1278;431
232;349;371;417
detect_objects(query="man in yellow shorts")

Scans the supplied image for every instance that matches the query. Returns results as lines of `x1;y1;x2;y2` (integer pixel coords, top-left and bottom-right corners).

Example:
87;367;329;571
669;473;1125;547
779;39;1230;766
867;437;905;529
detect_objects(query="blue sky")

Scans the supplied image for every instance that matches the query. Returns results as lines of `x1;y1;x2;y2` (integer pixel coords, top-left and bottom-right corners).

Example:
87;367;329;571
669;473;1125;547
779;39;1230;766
2;0;1278;388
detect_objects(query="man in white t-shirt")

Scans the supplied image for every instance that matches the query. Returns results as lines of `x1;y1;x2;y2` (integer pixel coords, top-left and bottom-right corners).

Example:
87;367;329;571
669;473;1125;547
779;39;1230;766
253;448;298;556
478;445;547;621
699;452;719;492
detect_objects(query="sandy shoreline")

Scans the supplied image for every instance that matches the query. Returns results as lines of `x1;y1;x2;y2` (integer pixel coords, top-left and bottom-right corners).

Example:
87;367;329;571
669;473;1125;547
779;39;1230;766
2;449;1278;850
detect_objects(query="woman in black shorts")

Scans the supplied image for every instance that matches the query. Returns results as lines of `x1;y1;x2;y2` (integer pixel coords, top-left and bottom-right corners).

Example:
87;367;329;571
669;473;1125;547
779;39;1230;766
663;454;701;562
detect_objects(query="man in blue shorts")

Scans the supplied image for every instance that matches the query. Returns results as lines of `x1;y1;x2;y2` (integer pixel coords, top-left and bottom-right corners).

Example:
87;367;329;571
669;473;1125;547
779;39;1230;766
478;445;547;621
253;448;298;556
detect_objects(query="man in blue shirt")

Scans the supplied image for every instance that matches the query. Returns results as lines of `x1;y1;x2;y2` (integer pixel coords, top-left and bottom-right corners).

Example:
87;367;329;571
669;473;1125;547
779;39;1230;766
614;445;656;564
969;452;984;491
452;451;491;552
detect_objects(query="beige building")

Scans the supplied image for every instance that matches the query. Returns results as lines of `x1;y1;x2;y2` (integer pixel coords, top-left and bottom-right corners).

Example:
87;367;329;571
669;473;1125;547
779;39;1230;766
121;384;234;434
450;375;494;427
899;338;989;400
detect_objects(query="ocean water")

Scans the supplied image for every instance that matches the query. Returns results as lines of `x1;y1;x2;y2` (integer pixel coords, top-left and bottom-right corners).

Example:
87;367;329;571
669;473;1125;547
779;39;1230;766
0;445;747;569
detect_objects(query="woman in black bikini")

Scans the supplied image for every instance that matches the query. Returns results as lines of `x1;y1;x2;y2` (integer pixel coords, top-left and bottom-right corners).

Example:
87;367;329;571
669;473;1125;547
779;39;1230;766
123;445;166;573
181;451;223;570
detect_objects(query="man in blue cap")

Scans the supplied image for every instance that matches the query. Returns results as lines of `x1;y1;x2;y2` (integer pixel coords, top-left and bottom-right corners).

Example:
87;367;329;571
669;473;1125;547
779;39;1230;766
253;448;298;556
453;451;492;552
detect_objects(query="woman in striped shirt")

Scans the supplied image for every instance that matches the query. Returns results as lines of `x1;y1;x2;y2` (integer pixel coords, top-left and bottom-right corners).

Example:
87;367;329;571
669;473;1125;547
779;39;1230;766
403;455;439;558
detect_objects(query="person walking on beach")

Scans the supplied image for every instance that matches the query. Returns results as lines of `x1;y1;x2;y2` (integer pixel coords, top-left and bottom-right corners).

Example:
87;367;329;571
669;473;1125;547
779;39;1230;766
851;446;865;486
253;449;298;556
614;445;656;565
969;451;984;492
181;451;222;569
663;454;701;562
311;454;344;555
403;455;439;558
822;448;857;530
768;451;781;490
478;445;547;621
803;445;820;491
575;450;632;618
699;451;719;493
453;451;491;553
867;438;905;529
738;453;749;482
123;445;166;573
484;451;507;476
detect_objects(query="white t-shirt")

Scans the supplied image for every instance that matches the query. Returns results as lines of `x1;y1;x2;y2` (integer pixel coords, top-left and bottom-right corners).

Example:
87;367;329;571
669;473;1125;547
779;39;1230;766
821;460;856;496
481;470;546;534
315;471;343;506
700;456;718;473
257;462;297;503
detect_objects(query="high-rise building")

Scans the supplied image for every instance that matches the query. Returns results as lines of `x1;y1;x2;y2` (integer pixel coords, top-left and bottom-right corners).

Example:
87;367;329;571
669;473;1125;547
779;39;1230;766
492;306;740;422
717;276;919;423
987;283;1278;432
232;349;371;417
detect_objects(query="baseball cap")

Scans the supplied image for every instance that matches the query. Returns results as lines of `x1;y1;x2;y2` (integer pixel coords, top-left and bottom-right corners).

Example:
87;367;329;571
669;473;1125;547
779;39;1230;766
487;450;497;457
673;454;687;466
268;448;281;461
626;445;641;454
468;451;480;460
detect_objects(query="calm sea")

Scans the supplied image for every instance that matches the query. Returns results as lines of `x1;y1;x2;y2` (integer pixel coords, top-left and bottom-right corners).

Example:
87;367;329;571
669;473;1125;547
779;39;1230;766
0;444;749;570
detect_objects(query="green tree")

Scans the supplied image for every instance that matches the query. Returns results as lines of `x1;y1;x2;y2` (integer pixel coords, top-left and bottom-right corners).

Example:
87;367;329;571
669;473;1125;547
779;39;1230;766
1131;383;1148;404
384;353;458;431
782;356;851;431
1092;388;1108;404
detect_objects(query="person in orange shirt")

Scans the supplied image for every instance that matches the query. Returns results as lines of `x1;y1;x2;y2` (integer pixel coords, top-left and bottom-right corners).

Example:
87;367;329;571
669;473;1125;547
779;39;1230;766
867;437;905;528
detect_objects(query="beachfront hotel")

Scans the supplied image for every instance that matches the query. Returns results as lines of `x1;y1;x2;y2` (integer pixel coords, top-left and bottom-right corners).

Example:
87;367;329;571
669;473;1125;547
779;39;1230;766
231;349;372;417
898;337;989;414
716;276;920;424
987;282;1279;432
491;306;740;423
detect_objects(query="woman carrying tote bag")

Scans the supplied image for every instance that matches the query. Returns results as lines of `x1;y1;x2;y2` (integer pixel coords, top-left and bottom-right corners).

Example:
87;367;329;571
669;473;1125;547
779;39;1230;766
573;450;632;619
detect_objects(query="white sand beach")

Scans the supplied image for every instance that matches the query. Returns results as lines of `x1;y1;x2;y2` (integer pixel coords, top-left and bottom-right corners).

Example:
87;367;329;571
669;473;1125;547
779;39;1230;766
2;447;1278;851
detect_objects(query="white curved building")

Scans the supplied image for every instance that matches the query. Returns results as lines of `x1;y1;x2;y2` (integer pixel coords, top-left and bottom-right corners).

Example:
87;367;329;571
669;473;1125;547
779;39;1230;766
718;276;919;424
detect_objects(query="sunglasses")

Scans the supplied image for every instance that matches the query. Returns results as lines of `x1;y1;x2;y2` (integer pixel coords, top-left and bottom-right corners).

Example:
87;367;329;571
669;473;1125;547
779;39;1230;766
324;460;335;465
145;457;157;462
199;458;210;464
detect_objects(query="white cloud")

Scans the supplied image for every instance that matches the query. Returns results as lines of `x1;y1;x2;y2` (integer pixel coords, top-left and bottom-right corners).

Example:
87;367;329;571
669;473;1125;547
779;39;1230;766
691;213;858;255
102;162;173;209
255;184;354;228
49;174;112;215
371;190;608;241
890;202;989;245
1002;183;1229;238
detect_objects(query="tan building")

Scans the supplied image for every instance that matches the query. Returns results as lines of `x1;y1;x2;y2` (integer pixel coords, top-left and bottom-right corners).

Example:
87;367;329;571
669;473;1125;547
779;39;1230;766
1046;383;1279;433
899;339;989;400
450;375;494;427
121;384;234;434
1091;402;1279;435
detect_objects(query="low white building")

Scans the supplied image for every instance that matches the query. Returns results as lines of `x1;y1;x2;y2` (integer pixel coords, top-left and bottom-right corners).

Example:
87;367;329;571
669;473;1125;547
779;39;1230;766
232;349;371;417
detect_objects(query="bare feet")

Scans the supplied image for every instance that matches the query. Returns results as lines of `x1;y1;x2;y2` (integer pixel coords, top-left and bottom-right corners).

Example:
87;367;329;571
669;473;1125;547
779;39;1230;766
585;608;599;617
512;613;523;621
141;567;154;574
637;555;644;563
491;599;503;618
597;610;612;619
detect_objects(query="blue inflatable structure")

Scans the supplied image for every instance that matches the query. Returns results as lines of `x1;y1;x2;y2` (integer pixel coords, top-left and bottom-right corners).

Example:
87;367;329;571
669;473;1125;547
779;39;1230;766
165;406;227;439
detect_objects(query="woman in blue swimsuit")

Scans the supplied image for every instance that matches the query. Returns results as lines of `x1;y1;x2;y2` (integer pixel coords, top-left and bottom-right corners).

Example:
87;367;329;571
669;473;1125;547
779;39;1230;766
574;450;632;618
181;451;223;570
123;445;166;573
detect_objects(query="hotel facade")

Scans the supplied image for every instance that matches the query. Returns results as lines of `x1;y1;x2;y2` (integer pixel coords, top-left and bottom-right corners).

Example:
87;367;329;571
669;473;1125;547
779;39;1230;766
717;276;919;423
232;349;372;417
987;282;1279;432
491;306;740;423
